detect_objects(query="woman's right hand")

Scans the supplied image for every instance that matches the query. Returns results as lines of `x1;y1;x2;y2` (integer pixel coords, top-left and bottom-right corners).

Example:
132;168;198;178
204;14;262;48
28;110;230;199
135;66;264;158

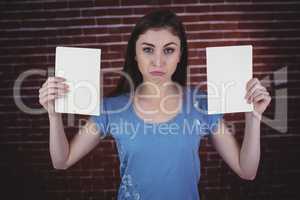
39;76;69;116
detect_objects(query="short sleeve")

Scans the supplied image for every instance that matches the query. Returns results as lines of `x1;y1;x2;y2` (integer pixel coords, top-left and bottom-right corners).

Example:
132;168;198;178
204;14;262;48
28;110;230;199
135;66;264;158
89;97;110;139
205;112;224;135
192;87;224;136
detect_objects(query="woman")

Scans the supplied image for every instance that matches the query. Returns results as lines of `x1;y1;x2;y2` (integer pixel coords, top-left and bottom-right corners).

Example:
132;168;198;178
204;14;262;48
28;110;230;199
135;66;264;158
39;9;271;200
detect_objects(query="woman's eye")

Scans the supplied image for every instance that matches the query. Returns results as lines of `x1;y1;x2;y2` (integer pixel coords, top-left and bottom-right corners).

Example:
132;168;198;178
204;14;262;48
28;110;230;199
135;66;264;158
164;48;175;54
143;47;153;53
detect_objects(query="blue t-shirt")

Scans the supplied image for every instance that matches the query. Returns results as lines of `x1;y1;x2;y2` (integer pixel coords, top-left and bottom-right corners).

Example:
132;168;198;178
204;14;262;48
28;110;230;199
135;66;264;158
90;86;223;200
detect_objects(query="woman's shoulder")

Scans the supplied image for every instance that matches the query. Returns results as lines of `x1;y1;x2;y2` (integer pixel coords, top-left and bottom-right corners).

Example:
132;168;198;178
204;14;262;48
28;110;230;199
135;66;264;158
102;92;132;110
185;85;209;113
186;85;207;96
104;92;131;101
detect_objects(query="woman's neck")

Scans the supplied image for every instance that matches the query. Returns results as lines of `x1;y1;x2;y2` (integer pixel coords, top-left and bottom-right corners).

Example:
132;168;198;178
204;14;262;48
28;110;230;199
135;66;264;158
135;81;182;100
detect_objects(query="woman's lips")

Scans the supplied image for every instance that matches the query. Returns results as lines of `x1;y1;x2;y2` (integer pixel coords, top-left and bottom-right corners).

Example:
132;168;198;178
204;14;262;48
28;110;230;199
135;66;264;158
149;71;166;76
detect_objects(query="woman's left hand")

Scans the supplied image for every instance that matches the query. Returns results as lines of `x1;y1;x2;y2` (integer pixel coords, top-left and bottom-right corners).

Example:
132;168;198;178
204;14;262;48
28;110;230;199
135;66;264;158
245;78;271;116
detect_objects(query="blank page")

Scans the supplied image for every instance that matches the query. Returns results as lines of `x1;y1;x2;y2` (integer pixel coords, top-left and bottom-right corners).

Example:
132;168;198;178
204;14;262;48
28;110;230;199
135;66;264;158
206;45;253;114
55;46;101;116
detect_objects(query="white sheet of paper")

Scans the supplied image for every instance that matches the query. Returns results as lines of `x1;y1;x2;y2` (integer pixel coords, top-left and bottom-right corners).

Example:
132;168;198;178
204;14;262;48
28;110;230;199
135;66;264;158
206;45;253;114
55;46;101;116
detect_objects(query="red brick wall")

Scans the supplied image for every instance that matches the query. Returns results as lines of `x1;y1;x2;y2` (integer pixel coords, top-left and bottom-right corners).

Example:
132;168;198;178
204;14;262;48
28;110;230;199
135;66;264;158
1;1;299;200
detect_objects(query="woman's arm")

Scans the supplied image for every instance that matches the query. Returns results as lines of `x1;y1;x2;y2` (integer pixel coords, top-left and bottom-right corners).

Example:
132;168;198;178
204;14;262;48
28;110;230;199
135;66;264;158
49;113;101;169
210;114;260;180
48;113;69;169
39;76;102;170
210;78;271;180
210;119;258;180
239;112;261;179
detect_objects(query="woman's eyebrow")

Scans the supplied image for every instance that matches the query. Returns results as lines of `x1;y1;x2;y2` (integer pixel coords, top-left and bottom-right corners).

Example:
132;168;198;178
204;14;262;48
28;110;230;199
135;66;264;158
141;42;178;47
142;42;155;47
163;42;178;47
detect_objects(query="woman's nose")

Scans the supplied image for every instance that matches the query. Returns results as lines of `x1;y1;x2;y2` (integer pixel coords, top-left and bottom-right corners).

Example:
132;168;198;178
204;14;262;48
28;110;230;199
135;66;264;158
152;52;164;67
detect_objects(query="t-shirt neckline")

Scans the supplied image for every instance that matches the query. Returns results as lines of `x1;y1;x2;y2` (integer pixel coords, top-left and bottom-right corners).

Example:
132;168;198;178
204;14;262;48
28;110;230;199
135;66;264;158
129;87;186;126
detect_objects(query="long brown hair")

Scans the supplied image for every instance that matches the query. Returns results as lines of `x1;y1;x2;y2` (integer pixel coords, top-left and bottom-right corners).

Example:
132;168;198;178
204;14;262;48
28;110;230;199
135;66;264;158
108;9;188;97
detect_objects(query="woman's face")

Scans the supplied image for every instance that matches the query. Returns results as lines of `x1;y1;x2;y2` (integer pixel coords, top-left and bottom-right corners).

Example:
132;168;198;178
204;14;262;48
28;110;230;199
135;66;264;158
135;28;181;85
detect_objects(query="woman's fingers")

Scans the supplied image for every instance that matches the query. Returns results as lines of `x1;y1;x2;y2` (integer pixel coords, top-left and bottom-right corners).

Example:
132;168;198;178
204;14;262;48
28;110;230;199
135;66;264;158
246;78;259;92
253;93;268;103
39;90;68;105
38;76;69;108
245;79;266;100
39;82;69;96
48;76;66;83
39;87;69;100
246;78;266;93
39;76;68;94
245;83;263;100
245;79;258;99
247;88;269;103
42;76;66;88
39;94;58;105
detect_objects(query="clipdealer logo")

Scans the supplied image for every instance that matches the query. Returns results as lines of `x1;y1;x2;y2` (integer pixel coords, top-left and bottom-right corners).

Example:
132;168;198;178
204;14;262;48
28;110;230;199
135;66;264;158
12;66;288;134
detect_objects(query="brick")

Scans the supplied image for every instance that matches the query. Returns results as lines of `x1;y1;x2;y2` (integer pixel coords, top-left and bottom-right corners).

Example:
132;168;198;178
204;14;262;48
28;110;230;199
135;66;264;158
43;2;68;10
173;0;199;3
122;16;139;25
0;2;44;11
97;18;121;25
95;0;120;7
96;35;122;43
121;0;172;6
108;8;134;16
69;1;94;9
108;25;133;34
185;5;211;13
83;27;109;35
